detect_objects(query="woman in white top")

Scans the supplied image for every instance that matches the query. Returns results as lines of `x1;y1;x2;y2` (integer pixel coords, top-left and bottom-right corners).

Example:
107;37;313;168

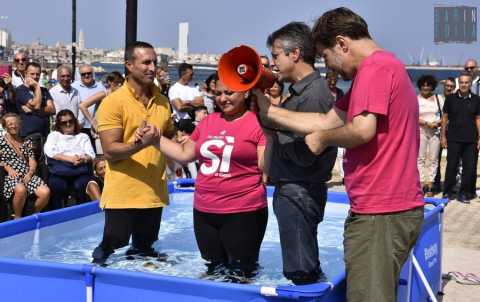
417;75;444;196
44;109;95;209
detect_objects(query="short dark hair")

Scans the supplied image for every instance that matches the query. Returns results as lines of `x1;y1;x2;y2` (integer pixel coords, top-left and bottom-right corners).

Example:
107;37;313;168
445;77;455;84
178;63;193;77
459;72;473;81
54;109;81;134
312;7;372;49
194;105;208;113
176;119;196;134
417;74;438;90
26;62;41;72
267;22;316;66
125;41;154;62
105;71;124;86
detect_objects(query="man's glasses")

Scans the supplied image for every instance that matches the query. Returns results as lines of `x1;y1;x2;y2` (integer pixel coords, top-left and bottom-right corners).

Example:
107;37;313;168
465;66;476;71
59;119;74;126
14;58;27;63
80;72;93;77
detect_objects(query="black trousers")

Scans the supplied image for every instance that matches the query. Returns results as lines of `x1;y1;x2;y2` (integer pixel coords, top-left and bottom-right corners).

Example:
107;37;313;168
472;148;479;196
444;141;476;196
433;147;443;192
193;207;268;277
94;207;163;260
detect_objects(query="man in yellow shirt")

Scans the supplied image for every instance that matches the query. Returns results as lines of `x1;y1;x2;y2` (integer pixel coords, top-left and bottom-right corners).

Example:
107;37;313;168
92;41;175;265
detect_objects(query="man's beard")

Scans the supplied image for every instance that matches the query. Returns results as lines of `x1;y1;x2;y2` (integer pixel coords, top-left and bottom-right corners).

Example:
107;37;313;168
333;53;351;80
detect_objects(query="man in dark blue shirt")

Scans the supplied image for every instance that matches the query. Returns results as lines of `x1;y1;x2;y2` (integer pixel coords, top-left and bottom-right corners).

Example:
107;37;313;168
15;62;56;139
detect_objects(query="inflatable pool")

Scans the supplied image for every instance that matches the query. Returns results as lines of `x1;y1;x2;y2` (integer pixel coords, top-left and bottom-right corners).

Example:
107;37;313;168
0;180;447;301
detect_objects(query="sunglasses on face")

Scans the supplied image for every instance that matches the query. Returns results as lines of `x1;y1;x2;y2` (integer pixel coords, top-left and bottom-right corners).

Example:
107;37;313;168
465;66;476;71
14;58;27;63
80;72;93;77
59;119;74;126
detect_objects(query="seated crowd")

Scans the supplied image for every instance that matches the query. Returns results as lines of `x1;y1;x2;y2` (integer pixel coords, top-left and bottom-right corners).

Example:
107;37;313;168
0;59;233;221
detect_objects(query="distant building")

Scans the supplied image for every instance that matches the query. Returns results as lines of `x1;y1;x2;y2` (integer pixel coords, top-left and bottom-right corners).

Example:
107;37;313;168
0;29;11;49
434;5;477;43
78;30;85;50
178;22;189;61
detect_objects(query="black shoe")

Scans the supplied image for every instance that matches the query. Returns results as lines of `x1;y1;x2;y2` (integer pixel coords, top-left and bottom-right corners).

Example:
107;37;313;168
125;247;166;260
442;193;455;200
464;193;475;201
457;194;470;204
92;246;112;266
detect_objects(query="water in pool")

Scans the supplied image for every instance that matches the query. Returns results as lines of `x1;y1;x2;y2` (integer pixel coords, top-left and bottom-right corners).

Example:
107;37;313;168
0;192;349;286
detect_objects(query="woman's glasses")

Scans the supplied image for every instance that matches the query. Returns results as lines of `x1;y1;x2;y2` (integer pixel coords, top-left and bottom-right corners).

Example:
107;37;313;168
59;119;74;126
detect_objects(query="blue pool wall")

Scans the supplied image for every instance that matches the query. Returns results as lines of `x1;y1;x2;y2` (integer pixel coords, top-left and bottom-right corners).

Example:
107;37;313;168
0;179;446;302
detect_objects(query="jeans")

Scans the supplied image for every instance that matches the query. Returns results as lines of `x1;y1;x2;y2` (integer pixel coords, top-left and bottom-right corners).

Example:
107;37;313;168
273;182;327;285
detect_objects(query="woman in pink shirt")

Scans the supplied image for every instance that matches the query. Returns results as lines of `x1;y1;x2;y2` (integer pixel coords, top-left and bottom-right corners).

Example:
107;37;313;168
143;80;268;281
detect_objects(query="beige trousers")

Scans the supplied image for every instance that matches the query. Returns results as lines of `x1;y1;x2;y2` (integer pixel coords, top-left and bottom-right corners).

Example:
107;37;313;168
418;126;440;183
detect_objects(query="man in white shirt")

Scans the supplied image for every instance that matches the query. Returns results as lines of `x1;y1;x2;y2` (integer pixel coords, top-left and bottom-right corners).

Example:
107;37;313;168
49;65;81;117
72;64;106;149
11;51;29;88
168;63;204;122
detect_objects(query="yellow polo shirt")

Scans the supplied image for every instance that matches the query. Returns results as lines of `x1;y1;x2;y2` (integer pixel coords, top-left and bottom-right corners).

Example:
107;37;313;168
96;82;175;209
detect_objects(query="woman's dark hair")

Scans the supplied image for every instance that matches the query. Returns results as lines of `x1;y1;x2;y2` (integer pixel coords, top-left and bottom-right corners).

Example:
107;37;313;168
205;72;218;93
312;7;372;49
105;71;124;86
92;156;105;175
54;109;81;134
271;80;285;97
417;74;438;90
1;112;21;128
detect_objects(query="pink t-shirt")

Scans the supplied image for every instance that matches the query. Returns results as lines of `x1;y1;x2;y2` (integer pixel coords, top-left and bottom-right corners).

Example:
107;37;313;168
191;111;267;214
335;50;424;214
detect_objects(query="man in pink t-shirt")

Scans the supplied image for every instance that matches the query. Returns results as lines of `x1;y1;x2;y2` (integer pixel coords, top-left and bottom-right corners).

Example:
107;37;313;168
254;7;424;302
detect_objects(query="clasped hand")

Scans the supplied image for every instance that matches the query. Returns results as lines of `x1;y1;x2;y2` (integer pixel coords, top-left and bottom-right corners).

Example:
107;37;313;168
135;123;161;147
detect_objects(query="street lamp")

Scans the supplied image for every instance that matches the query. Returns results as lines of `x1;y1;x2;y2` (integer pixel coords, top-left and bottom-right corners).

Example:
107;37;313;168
72;0;76;80
125;0;137;75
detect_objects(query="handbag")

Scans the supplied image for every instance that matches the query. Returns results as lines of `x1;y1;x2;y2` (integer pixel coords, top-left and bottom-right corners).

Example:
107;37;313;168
47;157;92;177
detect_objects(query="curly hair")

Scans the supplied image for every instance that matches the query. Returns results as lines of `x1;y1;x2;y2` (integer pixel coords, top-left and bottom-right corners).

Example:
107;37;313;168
417;74;438;90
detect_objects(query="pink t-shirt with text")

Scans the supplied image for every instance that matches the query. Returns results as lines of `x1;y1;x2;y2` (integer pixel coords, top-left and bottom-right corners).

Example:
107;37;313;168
191;111;267;214
335;50;424;214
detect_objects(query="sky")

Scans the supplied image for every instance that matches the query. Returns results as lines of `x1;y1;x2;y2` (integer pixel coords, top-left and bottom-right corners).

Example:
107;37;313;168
1;0;479;65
